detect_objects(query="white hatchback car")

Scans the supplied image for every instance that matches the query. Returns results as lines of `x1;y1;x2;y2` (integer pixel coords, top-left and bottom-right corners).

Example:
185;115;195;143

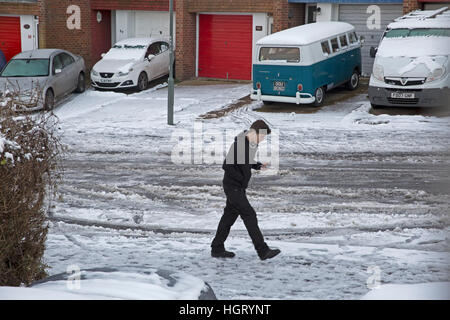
91;37;171;91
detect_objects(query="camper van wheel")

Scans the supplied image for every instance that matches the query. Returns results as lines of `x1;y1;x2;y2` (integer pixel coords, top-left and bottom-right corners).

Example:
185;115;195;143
313;87;325;107
347;71;359;90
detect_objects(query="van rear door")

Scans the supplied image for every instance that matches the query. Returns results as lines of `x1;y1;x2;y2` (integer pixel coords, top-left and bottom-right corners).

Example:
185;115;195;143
256;46;300;96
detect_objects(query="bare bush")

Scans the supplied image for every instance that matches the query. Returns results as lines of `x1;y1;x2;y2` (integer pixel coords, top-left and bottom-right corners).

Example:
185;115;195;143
0;91;63;286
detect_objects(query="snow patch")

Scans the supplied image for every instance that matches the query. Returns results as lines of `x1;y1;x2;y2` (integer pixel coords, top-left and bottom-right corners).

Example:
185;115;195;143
361;282;450;300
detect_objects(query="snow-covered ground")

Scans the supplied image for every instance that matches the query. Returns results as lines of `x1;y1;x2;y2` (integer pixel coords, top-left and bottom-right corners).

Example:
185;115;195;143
37;82;450;299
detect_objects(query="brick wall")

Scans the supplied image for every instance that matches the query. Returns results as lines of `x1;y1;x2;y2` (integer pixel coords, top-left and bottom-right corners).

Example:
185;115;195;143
187;0;273;13
175;0;195;80
0;2;40;15
403;0;422;13
39;0;93;67
91;0;170;11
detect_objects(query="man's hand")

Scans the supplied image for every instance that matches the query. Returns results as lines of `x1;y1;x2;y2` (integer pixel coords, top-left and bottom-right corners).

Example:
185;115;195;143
261;163;269;171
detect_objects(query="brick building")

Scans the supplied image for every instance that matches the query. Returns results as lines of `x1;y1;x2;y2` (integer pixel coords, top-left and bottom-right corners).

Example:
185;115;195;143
0;0;449;80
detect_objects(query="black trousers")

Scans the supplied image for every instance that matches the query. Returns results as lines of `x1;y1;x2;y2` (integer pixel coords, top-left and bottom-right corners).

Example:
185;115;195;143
211;186;268;255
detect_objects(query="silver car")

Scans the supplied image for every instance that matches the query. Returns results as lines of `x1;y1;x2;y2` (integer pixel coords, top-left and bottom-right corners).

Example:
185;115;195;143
0;49;85;111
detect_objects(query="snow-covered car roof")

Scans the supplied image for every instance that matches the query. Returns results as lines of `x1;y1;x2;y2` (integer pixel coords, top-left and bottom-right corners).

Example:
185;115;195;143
387;19;450;30
257;22;355;46
0;267;217;300
13;49;65;59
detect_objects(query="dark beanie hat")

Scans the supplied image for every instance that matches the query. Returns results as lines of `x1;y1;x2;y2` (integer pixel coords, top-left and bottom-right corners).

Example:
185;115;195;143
250;120;271;135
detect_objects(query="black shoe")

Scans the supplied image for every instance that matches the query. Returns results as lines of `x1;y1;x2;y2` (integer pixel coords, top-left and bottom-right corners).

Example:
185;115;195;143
259;248;281;261
211;250;235;258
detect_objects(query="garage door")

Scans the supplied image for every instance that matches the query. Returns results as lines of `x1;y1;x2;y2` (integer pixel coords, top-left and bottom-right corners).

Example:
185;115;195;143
339;4;403;76
198;14;253;80
0;16;22;62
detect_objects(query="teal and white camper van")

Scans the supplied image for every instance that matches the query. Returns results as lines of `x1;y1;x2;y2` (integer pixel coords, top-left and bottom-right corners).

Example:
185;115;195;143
251;21;362;106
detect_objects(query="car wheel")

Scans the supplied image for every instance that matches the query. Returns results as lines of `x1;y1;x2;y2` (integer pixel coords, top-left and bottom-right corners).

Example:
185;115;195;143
347;71;359;91
75;73;85;93
313;87;325;107
137;72;148;91
43;89;54;111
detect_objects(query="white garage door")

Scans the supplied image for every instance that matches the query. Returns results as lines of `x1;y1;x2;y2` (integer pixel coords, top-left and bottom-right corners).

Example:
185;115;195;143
115;11;175;43
339;4;403;76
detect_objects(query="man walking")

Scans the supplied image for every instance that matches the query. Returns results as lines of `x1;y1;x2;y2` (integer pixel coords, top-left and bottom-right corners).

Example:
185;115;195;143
211;120;281;260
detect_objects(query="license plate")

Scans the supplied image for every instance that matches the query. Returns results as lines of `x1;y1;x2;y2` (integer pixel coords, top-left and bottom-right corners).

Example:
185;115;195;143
273;81;286;91
98;78;113;83
390;92;415;99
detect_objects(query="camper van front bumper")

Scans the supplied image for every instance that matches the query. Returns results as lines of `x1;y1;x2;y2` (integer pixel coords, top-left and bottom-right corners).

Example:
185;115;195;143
251;89;315;105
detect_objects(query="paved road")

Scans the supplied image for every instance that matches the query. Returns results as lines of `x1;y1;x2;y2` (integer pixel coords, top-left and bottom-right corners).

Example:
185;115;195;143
45;85;450;299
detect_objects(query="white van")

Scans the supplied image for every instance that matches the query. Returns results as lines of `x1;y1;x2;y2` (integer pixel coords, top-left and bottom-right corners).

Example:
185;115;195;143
368;7;450;108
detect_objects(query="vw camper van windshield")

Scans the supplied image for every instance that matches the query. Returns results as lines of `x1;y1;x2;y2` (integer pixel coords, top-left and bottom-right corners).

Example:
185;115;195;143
259;47;300;63
385;28;450;38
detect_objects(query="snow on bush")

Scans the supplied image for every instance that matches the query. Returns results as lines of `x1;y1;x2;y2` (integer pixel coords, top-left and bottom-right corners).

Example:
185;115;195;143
0;93;63;286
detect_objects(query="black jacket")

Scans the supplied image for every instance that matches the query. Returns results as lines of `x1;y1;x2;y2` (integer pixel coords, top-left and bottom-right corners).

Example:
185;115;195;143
222;131;262;189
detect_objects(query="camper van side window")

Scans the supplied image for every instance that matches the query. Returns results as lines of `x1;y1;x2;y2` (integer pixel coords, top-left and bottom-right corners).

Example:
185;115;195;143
321;41;331;56
348;32;357;44
330;38;339;53
339;35;348;48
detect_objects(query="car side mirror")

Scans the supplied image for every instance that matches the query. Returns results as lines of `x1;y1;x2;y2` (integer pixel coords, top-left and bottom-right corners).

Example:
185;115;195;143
370;46;378;58
101;53;106;58
55;68;62;74
147;54;155;61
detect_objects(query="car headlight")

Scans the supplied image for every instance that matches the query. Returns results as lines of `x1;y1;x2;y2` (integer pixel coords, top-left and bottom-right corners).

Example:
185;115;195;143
426;67;446;83
117;68;133;77
91;69;99;77
372;63;384;82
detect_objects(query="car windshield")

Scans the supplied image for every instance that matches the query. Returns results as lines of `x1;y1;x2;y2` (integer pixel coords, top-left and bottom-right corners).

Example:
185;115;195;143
259;47;300;62
103;44;147;60
0;59;50;77
385;28;450;38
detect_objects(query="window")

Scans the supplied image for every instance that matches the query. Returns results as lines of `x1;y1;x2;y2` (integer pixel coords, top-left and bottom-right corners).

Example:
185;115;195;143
259;47;300;62
0;59;49;77
53;54;63;73
160;42;169;52
321;41;331;55
61;53;75;68
339;35;348;48
348;32;358;44
147;43;161;56
385;28;450;38
330;38;339;53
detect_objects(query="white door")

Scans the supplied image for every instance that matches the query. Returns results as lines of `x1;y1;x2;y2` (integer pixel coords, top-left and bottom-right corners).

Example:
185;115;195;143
134;11;175;42
115;10;135;43
144;42;160;80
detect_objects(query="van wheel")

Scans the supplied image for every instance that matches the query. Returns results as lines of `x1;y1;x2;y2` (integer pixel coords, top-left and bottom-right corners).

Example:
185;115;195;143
313;87;325;107
347;71;359;90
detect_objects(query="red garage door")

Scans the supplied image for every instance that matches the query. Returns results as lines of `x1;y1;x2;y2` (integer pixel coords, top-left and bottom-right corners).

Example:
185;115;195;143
198;14;252;80
0;16;22;62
